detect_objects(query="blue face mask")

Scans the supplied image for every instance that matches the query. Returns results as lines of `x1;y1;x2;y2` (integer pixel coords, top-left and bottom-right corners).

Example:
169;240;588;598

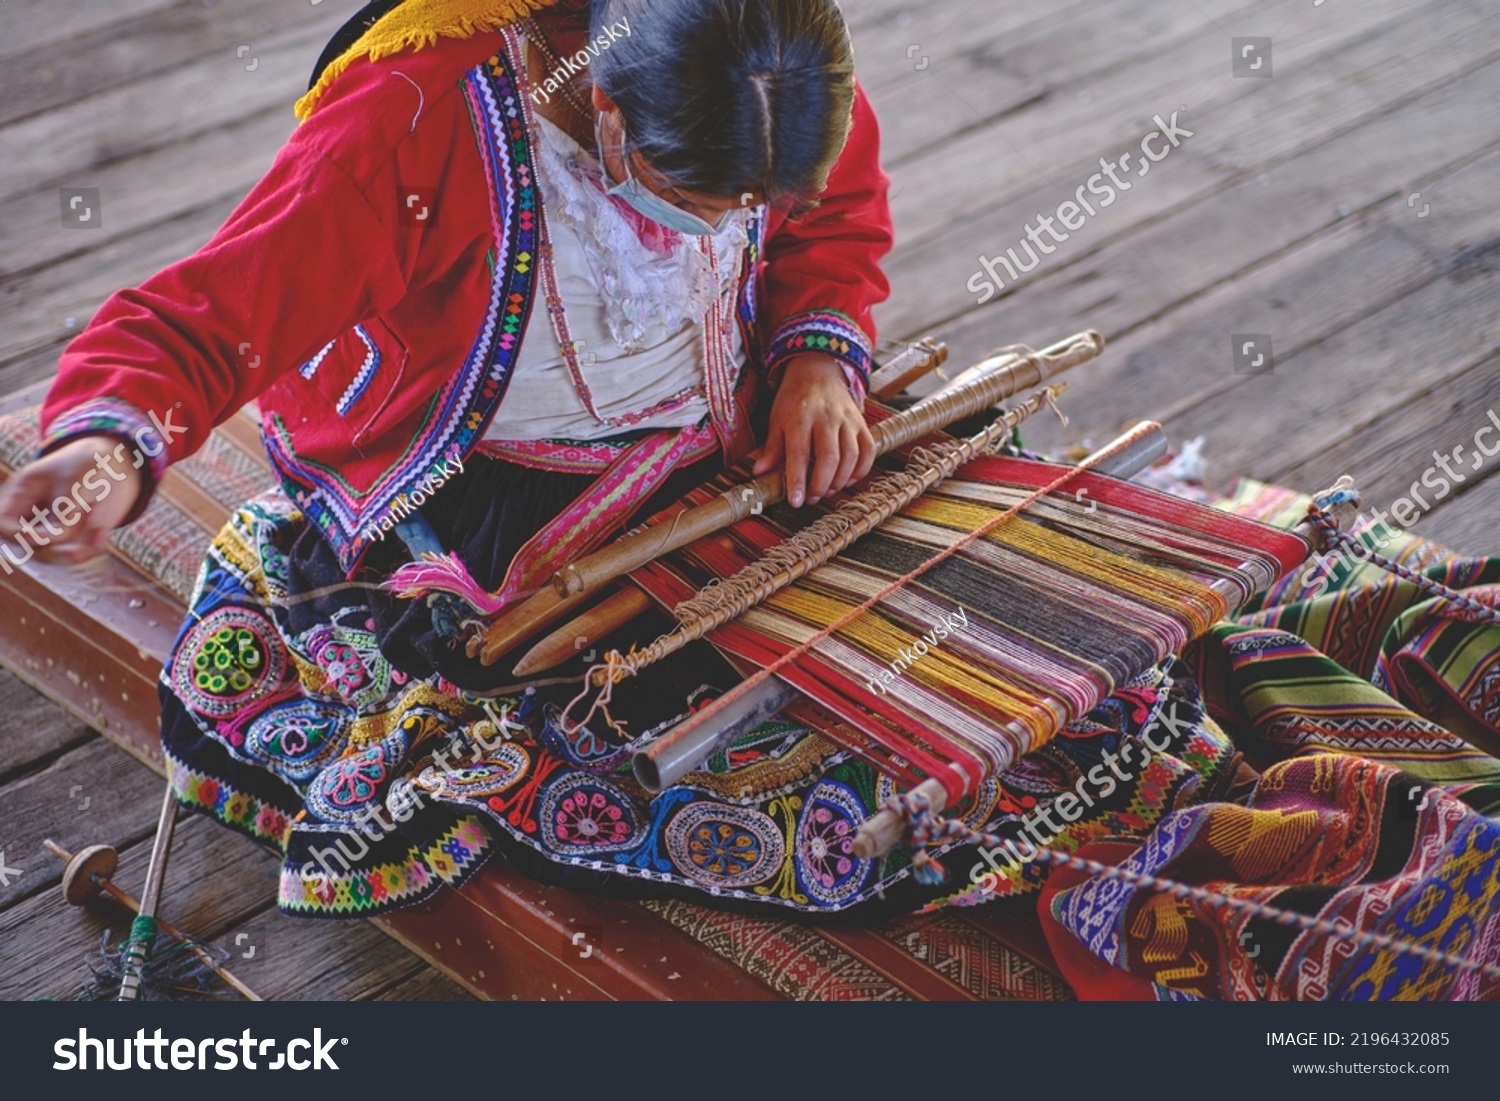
597;116;732;237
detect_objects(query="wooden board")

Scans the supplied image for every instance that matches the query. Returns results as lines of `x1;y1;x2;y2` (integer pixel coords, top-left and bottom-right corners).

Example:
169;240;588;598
0;106;300;283
1147;149;1500;483
0;0;341;128
0;668;92;783
0;16;334;204
1274;352;1500;529
1424;466;1500;559
0;739;171;912
371;967;475;1002
993;122;1500;461
882;8;1500;348
0;193;249;369
875;0;1428;247
0;0;186;61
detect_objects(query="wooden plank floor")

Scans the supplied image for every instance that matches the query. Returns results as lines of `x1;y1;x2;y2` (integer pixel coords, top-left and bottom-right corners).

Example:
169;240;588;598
2;0;1496;1000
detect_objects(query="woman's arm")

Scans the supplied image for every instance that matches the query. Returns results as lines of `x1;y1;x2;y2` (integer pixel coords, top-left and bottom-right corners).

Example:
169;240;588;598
4;57;468;553
38;103;420;515
759;84;894;397
755;84;894;506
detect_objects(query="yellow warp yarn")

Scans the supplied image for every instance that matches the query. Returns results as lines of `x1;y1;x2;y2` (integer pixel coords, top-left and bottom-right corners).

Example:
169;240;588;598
746;508;1231;754
756;587;1064;736
904;502;1228;631
295;0;560;120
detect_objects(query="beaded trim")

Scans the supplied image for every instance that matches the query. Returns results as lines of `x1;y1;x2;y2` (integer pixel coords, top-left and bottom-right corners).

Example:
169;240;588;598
767;309;874;395
40;397;173;489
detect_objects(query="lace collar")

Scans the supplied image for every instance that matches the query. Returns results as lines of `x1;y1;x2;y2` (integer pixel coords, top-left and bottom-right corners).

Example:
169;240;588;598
530;114;751;352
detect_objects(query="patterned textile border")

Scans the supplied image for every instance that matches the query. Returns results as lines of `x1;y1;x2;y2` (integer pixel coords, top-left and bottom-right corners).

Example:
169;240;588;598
638;898;1071;1002
880;911;1074;1001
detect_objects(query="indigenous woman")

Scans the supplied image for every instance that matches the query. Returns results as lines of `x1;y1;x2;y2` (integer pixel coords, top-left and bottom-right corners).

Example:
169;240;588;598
5;0;1500;1002
4;0;940;917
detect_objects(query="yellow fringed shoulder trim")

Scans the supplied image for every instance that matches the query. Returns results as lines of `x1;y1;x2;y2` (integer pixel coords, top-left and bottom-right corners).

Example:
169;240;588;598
295;0;560;121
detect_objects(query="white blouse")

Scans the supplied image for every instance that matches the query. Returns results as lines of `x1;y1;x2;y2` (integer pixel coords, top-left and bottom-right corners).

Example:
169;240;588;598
484;114;749;443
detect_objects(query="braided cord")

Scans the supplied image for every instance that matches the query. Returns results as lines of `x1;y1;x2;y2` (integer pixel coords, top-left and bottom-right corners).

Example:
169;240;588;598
1304;499;1500;626
888;790;1500;987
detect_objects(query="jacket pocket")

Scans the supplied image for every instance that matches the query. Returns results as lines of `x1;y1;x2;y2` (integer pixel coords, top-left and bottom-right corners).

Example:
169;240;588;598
300;318;410;444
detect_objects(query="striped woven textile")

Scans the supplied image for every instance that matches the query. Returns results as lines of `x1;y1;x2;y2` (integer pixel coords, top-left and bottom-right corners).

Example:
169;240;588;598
1201;480;1500;802
630;454;1310;805
1034;479;1500;1000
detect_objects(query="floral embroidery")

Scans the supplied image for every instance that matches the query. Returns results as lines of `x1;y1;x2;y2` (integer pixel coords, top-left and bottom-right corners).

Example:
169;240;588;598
173;607;285;718
245;699;346;783
666;803;784;891
302;731;408;824
541;773;639;854
796;781;872;906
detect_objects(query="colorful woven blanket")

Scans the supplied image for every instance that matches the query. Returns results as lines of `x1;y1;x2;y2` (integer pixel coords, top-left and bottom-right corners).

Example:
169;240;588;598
1028;482;1500;999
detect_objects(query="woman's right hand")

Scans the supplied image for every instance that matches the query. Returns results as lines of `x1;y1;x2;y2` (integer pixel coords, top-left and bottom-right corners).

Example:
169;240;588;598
0;435;145;565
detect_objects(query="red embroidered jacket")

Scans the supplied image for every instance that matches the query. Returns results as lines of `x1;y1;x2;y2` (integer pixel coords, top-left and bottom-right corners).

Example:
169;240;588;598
39;32;893;569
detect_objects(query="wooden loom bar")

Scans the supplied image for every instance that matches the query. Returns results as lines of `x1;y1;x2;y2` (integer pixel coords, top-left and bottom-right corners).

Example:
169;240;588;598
868;336;948;399
513;587;654;676
528;375;1080;678
557;334;1105;600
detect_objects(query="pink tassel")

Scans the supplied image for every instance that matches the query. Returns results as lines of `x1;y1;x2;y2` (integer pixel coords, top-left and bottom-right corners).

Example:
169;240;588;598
384;552;507;615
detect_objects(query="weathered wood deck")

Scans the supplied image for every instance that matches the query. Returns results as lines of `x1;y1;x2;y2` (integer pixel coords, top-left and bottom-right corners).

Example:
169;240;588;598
1;0;1496;1000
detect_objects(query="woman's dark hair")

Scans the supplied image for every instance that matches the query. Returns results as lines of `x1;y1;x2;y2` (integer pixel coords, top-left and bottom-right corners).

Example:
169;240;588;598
586;0;856;205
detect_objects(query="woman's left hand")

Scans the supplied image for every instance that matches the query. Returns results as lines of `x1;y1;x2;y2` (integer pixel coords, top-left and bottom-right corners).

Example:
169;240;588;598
753;353;876;508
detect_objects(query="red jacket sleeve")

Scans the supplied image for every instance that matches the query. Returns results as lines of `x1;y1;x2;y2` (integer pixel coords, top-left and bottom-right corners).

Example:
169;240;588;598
36;58;465;518
759;83;893;398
